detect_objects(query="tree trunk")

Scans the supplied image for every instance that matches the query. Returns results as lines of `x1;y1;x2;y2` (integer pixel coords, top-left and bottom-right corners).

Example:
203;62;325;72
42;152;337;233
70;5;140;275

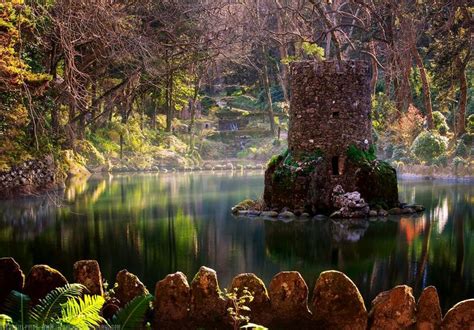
166;71;174;133
369;41;378;95
275;5;290;104
457;66;467;137
411;45;434;129
189;74;202;152
261;45;276;136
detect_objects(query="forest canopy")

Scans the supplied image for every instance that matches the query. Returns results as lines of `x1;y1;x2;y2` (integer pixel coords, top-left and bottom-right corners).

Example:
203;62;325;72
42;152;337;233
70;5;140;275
0;0;472;172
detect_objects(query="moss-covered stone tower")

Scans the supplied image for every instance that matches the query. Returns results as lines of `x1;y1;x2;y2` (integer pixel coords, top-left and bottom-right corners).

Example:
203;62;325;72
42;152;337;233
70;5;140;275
264;60;399;214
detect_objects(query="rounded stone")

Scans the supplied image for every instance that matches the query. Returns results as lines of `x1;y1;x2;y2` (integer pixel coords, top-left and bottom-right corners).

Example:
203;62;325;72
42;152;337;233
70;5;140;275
0;257;24;306
311;270;367;329
416;286;441;330
73;260;103;295
24;265;68;304
369;285;416;329
230;273;272;326
441;299;474;329
261;211;278;217
190;266;227;327
114;269;149;307
268;271;311;326
278;211;295;218
154;272;191;328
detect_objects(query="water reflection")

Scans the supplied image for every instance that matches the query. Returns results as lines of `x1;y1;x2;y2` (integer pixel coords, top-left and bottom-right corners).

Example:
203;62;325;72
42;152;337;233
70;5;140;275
0;173;472;311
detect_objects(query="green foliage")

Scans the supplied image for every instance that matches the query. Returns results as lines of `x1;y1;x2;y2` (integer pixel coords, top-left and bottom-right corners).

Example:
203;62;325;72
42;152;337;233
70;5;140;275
432;111;449;135
0;314;14;329
433;111;448;129
468;114;474;133
454;139;470;158
59;295;106;330
29;283;87;325
432;154;448;167
0;0;50;92
410;131;448;163
271;149;323;185
109;294;153;330
2;291;30;326
1;284;107;329
453;156;467;168
222;287;254;330
227;95;259;111
281;42;324;64
301;41;325;60
201;96;217;114
346;145;376;164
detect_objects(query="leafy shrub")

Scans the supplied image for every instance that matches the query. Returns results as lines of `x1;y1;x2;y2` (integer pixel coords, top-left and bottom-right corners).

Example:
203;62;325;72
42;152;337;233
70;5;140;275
460;133;473;146
201;96;217;114
438;123;448;136
468;114;474;133
410;131;447;163
227;95;259;110
433;111;448;130
432;155;448;167
454;139;470;158
347;144;376;163
453;156;467;169
391;145;408;161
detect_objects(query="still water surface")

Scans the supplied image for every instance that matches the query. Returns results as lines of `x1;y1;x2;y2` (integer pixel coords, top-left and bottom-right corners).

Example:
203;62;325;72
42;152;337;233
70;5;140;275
0;172;473;311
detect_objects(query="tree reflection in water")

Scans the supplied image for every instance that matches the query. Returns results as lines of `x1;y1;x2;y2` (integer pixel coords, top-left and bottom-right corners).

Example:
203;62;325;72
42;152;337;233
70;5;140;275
0;173;472;311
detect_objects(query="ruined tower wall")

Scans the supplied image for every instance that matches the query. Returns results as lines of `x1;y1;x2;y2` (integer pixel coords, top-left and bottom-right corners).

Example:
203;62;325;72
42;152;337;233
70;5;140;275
288;60;372;157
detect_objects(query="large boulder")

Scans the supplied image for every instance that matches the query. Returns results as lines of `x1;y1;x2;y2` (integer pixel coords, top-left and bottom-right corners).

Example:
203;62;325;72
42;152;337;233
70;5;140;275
114;269;149;307
311;270;367;329
24;265;68;304
154;272;191;328
268;271;311;327
0;258;24;306
441;299;474;329
189;266;227;327
73;260;104;296
369;285;416;329
416;286;441;330
230;273;272;326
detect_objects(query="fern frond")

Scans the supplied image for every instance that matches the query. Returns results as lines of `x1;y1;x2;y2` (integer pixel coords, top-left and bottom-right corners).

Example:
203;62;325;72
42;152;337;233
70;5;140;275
29;283;86;325
1;290;30;326
109;294;153;330
0;314;15;328
58;295;106;330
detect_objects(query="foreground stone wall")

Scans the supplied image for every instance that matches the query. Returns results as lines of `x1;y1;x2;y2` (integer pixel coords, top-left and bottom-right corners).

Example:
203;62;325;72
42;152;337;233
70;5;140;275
1;258;473;329
0;156;61;199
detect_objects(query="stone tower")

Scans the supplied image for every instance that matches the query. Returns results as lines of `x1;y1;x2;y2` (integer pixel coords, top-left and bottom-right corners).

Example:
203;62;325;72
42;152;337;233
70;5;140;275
288;60;372;178
264;60;398;213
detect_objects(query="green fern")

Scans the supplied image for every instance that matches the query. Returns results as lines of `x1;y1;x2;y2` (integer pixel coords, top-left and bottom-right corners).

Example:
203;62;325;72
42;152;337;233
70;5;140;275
1;291;30;326
57;295;106;330
0;314;15;329
109;294;153;330
29;283;86;326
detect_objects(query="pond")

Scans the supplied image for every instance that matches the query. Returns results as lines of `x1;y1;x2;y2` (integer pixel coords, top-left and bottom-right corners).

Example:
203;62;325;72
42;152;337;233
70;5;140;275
0;172;473;311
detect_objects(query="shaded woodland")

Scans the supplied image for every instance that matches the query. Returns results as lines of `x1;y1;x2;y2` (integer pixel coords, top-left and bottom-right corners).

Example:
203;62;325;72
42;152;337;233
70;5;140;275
0;0;472;172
